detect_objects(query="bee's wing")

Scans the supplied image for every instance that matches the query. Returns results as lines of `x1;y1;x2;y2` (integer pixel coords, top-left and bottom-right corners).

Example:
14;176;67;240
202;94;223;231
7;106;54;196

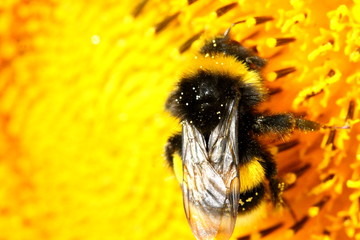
181;99;240;240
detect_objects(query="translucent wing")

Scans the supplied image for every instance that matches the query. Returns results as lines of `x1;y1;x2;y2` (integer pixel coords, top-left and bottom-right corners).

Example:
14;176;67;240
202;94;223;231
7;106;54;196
181;99;240;240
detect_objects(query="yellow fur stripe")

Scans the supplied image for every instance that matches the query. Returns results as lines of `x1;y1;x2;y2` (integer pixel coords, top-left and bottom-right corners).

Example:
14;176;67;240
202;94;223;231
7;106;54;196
235;201;268;228
183;54;266;96
239;158;266;192
173;154;183;183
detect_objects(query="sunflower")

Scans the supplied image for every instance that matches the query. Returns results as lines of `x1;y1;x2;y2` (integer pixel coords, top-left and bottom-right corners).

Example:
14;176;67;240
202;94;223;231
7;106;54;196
0;0;359;240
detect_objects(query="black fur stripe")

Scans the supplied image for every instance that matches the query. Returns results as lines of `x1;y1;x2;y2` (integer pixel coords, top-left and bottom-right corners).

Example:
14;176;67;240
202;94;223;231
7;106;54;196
238;183;265;214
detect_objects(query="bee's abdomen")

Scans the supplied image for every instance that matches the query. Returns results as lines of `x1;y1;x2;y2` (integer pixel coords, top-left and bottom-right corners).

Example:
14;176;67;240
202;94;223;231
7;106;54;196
238;183;265;213
238;157;266;214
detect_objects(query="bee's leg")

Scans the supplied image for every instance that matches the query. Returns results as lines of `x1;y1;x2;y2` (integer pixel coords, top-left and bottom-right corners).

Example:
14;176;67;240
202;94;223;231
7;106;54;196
269;177;285;208
259;146;303;221
252;114;320;135
258;148;284;207
164;133;182;168
294;118;322;131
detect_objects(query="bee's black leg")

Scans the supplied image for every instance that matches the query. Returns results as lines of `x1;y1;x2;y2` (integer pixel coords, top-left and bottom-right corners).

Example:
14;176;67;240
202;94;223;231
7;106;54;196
252;114;320;135
164;133;182;168
258;148;284;207
268;177;285;208
294;118;321;131
251;113;320;206
258;144;299;220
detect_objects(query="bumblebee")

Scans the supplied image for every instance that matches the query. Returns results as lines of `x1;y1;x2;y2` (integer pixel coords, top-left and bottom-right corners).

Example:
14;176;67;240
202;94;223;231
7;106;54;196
164;27;321;240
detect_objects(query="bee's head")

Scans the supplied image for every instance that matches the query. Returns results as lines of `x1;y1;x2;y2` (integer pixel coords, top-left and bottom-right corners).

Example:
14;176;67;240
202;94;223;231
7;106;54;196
166;70;241;134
